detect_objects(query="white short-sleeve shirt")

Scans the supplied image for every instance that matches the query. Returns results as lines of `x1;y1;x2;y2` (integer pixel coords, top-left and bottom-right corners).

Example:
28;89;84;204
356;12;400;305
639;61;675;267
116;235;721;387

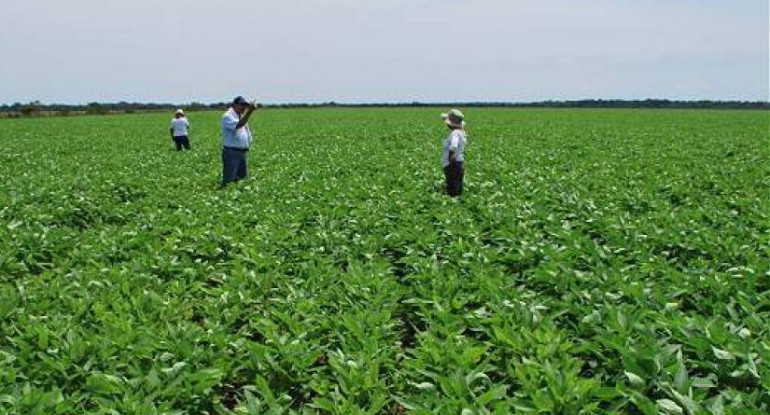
221;108;252;149
170;117;189;137
442;129;466;167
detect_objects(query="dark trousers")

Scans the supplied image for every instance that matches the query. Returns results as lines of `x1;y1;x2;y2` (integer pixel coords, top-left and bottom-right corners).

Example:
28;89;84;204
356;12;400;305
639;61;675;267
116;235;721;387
222;147;248;186
444;161;464;197
173;135;191;151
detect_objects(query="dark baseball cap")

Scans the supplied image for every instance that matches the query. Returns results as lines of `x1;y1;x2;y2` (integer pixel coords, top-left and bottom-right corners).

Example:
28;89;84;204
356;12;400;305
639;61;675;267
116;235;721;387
232;96;248;106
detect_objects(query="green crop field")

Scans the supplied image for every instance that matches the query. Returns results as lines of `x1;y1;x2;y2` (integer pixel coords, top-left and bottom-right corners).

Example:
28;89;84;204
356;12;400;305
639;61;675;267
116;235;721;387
0;108;768;414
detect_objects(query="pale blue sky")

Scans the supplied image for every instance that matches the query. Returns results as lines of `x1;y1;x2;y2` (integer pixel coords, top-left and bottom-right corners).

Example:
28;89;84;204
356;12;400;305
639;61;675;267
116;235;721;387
0;0;767;104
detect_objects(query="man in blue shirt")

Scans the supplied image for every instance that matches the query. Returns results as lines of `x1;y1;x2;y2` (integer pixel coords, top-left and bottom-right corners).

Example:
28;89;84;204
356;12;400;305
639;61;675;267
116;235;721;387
221;96;258;187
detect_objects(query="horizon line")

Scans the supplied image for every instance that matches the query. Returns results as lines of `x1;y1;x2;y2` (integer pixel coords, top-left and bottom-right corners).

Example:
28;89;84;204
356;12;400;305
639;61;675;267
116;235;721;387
3;98;769;107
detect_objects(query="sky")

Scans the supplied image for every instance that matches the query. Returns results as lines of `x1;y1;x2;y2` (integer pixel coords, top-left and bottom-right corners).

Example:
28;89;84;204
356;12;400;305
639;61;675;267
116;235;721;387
0;0;767;104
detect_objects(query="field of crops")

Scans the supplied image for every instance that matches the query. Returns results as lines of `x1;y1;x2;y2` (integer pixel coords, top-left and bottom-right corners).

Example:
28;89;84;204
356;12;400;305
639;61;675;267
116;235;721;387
0;108;768;414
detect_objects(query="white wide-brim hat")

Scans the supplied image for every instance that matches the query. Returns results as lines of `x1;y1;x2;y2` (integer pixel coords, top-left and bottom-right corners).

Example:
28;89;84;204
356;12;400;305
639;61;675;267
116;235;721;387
441;109;465;128
175;109;184;115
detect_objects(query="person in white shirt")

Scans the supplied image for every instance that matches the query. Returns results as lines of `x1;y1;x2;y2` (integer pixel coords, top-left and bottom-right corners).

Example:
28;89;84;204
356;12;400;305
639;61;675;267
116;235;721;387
220;96;258;187
169;109;191;151
440;109;467;197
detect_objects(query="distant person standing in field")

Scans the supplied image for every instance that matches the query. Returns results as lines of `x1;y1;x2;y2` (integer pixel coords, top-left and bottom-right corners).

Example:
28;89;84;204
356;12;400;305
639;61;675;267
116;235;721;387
440;109;467;197
220;96;258;187
170;109;191;151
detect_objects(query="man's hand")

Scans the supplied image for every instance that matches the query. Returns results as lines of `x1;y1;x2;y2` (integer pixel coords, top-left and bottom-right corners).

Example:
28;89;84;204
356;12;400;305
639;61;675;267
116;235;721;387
236;100;258;129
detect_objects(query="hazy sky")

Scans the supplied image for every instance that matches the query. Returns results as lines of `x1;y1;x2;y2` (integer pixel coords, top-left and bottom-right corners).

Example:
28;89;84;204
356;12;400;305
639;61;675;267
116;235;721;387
0;0;767;104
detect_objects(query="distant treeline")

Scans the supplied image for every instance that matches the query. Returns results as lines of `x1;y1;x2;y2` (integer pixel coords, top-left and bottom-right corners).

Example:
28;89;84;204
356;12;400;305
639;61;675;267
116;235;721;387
275;100;770;109
0;101;223;117
1;99;768;117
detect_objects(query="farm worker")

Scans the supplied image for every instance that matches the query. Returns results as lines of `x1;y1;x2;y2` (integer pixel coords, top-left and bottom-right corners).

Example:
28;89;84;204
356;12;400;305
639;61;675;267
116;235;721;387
170;109;191;151
220;96;258;187
440;109;467;197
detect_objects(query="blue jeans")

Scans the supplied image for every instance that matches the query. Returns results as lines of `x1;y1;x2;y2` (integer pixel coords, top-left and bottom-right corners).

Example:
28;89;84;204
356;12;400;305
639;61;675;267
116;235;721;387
222;147;248;185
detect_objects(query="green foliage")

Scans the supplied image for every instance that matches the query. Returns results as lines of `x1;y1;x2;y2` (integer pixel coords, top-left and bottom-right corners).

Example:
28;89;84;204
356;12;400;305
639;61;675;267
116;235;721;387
0;108;768;414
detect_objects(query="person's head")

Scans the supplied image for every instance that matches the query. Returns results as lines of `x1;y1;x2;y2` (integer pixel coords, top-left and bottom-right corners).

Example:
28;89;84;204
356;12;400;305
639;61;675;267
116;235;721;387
174;109;184;118
232;96;249;115
441;109;465;130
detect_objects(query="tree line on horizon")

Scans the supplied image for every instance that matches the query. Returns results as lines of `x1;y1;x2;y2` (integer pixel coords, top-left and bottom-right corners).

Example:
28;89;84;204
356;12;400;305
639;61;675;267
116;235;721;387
1;99;767;117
